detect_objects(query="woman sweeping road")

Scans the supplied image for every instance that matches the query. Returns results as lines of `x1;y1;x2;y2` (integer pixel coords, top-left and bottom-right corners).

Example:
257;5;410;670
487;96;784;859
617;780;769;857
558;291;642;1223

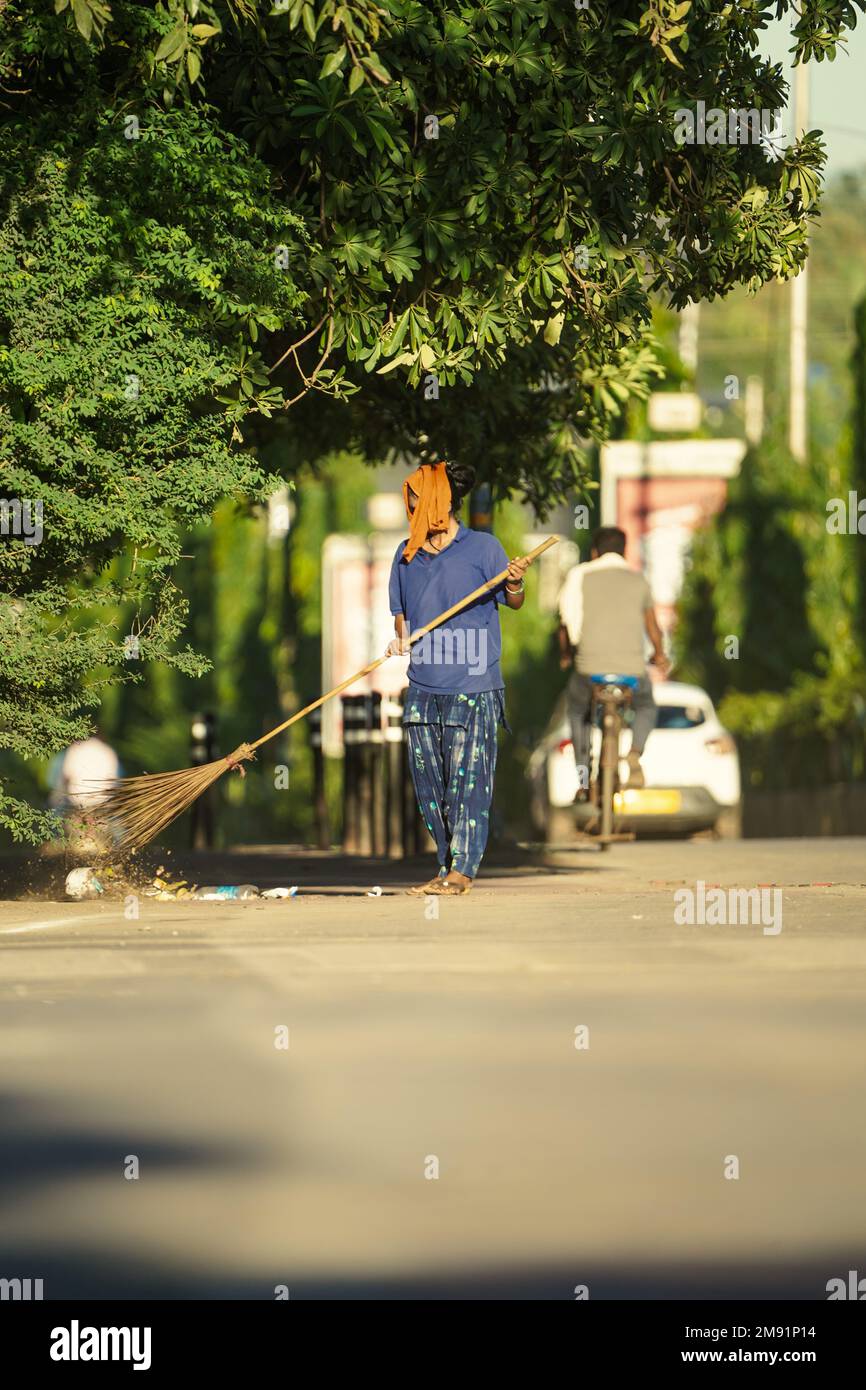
386;460;531;896
88;468;551;860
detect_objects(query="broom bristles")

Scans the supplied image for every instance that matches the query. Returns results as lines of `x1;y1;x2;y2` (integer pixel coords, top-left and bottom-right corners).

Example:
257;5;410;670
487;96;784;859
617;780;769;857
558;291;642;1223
81;744;255;857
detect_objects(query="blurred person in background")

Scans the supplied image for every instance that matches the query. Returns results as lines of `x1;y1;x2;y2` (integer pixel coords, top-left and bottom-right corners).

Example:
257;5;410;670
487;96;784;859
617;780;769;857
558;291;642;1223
48;729;120;816
557;526;669;798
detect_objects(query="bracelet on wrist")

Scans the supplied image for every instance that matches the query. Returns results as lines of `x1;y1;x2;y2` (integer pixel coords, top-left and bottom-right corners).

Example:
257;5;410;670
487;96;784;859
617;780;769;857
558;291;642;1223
506;579;525;593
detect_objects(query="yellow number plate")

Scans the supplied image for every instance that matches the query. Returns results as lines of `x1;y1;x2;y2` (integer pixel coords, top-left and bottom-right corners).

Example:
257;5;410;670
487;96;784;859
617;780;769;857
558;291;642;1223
613;789;683;815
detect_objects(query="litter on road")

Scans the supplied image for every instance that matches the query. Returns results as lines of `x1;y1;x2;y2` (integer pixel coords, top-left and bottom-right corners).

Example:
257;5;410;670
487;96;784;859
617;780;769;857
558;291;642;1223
64;867;103;900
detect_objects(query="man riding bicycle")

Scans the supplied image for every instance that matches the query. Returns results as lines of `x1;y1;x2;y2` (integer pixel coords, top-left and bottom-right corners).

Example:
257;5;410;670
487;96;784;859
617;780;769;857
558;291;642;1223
557;526;670;799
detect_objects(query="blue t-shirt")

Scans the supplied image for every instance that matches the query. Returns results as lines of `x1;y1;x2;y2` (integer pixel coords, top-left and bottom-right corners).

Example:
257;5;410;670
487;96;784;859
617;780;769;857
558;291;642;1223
388;524;510;694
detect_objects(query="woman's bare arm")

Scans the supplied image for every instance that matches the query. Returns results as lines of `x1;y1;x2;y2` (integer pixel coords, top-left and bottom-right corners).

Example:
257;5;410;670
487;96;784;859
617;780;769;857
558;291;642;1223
385;614;411;656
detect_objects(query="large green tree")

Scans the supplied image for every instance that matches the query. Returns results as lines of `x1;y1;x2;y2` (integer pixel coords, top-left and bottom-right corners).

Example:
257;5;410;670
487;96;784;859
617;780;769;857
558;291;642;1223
0;99;307;838
1;0;863;839
4;1;857;488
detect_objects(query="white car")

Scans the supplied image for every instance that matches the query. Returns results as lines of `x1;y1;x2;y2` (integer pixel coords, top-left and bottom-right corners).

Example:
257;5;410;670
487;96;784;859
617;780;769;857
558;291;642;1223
527;680;741;839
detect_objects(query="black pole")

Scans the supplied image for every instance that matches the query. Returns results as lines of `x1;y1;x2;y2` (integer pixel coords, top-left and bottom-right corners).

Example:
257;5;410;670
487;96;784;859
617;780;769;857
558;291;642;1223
369;692;386;857
469;482;493;533
384;697;404;858
357;693;374;857
341;695;363;853
309;707;329;850
190;711;217;849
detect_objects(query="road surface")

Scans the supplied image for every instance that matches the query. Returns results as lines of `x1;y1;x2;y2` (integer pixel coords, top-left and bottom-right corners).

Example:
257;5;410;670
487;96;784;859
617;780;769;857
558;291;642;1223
1;838;864;1299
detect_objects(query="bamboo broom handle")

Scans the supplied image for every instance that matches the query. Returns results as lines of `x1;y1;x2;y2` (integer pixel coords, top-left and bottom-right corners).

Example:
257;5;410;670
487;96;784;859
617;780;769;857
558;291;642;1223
249;534;559;752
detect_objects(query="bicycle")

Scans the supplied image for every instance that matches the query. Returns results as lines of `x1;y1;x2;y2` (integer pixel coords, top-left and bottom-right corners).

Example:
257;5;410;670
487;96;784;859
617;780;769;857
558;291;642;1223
583;673;639;850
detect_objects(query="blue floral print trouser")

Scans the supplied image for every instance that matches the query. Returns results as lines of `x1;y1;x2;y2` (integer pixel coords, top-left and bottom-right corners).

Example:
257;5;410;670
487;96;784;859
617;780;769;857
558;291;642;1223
402;689;508;879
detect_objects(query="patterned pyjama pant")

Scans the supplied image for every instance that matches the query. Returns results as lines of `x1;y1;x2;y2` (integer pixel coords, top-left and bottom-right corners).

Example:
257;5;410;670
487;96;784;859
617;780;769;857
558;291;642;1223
403;689;507;879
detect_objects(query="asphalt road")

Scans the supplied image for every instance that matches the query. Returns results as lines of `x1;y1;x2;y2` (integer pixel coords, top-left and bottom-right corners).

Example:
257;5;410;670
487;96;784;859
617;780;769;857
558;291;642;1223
1;837;865;1299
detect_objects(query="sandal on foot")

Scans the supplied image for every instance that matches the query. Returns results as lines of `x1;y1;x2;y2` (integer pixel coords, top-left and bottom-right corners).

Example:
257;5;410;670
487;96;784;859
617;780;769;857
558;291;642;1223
406;877;446;896
423;876;472;896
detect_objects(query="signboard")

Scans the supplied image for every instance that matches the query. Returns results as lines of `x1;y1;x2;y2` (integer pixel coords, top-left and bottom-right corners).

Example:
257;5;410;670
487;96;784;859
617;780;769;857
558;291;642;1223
648;391;703;433
600;438;746;633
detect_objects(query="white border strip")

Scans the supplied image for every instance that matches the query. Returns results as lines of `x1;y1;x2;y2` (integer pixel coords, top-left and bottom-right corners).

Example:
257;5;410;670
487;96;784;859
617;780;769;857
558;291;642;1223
0;913;107;936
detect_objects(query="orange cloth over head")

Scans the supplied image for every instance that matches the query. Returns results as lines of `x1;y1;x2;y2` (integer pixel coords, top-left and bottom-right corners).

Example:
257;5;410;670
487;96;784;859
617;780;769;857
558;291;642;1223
401;462;452;563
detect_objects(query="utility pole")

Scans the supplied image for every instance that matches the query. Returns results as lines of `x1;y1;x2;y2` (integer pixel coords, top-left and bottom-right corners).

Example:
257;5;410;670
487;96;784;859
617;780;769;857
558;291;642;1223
789;53;809;462
745;375;765;447
678;301;700;377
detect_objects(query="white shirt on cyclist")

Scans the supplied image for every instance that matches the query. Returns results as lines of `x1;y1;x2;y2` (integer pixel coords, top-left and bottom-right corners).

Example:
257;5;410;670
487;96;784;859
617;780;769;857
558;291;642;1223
558;553;654;677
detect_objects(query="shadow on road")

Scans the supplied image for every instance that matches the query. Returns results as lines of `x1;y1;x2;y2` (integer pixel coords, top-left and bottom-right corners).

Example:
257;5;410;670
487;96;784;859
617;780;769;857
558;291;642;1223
0;843;609;901
0;1239;848;1300
0;1090;266;1201
0;1075;854;1303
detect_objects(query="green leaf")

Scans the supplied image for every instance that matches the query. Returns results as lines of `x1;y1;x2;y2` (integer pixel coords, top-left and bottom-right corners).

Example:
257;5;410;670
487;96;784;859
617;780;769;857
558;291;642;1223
302;4;317;42
376;351;415;374
543;310;564;345
155;25;186;64
71;0;93;41
362;53;391;84
320;45;347;79
385;309;411;353
186;48;201;84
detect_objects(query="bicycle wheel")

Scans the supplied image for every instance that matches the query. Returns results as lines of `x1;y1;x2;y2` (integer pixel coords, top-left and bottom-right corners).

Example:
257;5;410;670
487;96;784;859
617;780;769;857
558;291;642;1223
599;707;618;847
